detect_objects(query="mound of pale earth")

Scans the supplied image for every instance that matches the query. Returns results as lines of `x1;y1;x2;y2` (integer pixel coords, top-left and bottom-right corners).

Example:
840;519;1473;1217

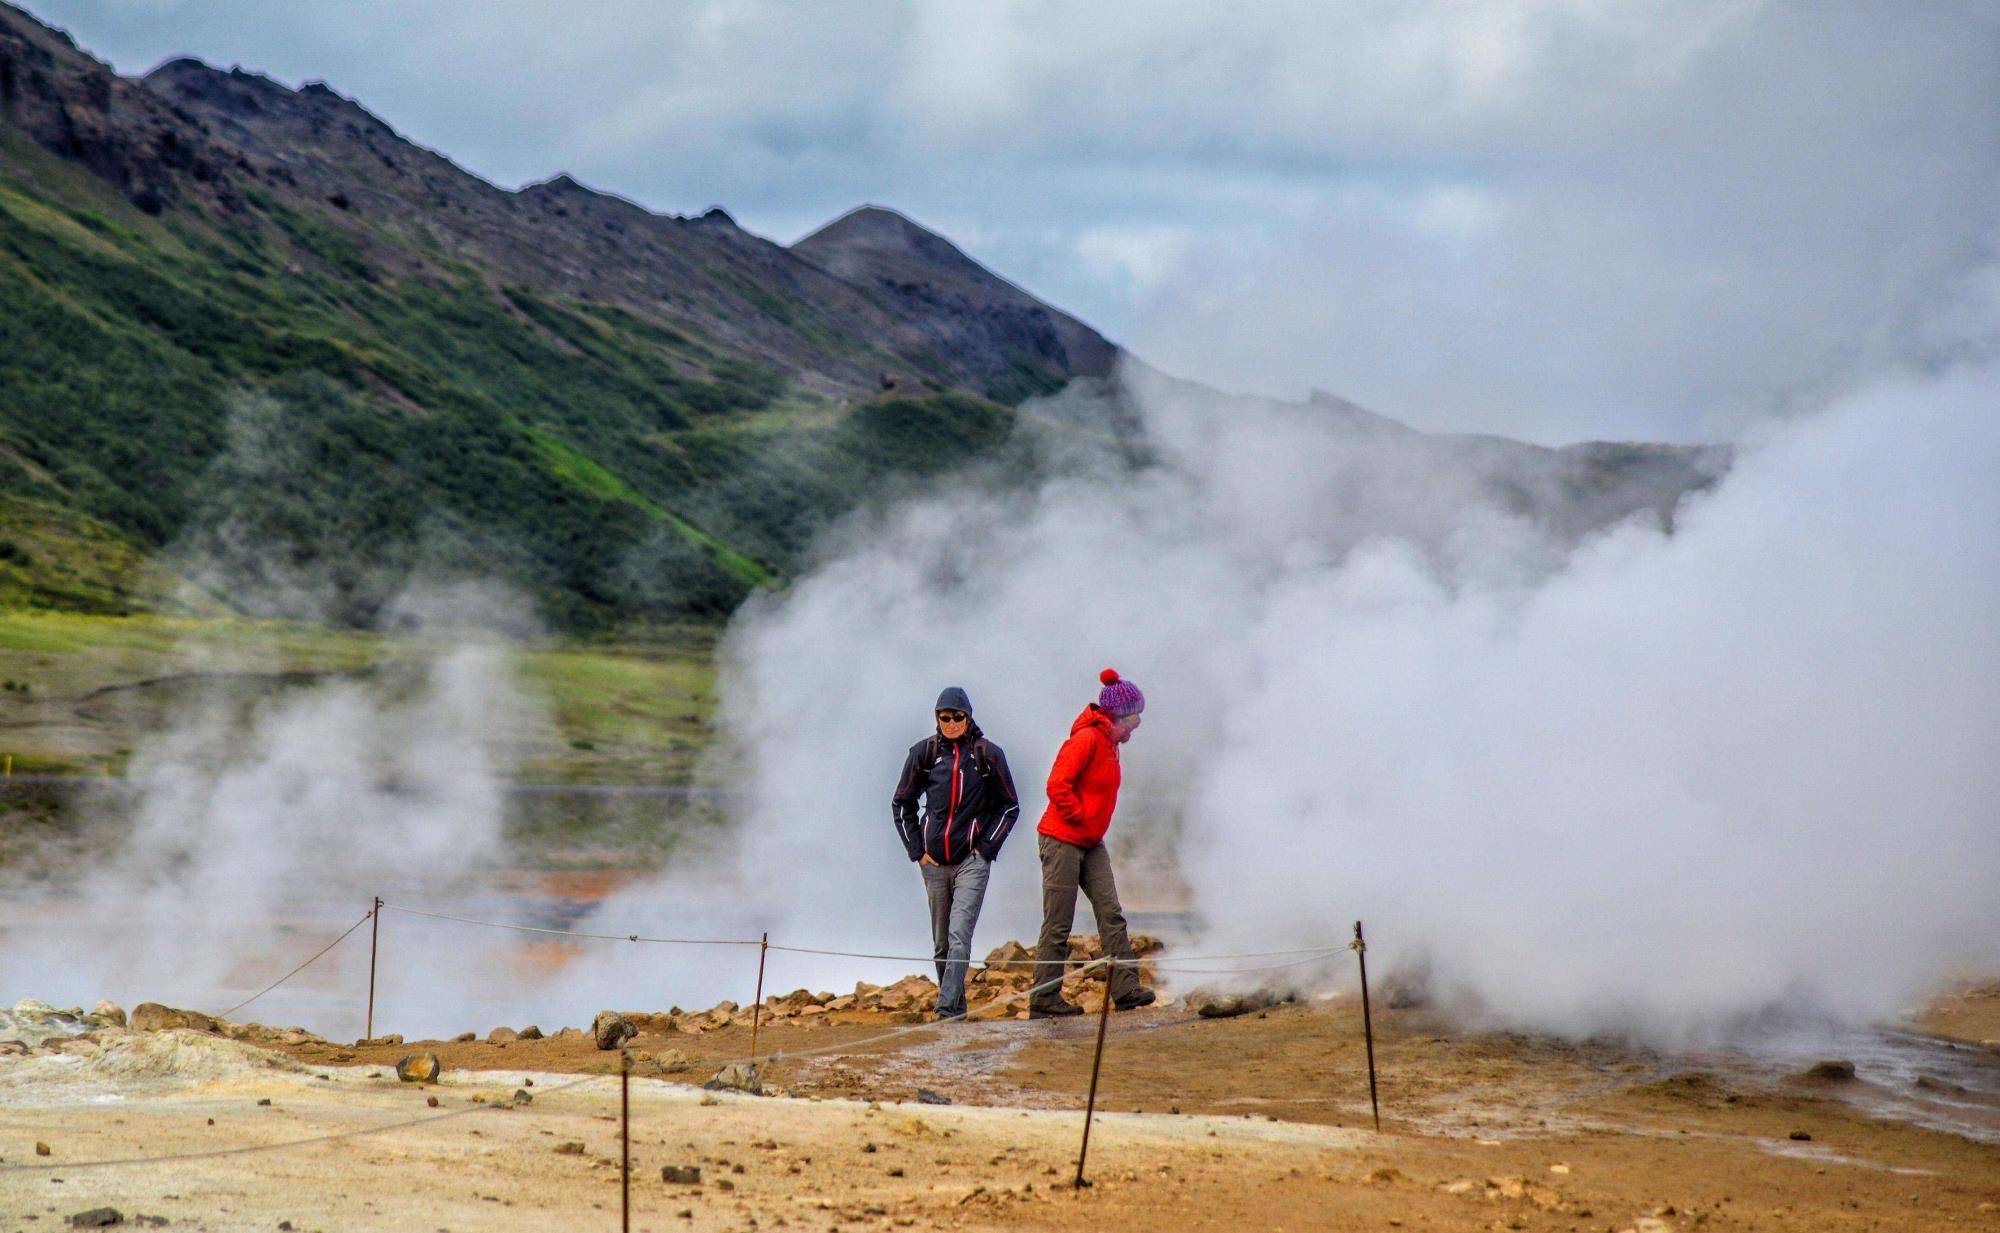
0;1028;315;1107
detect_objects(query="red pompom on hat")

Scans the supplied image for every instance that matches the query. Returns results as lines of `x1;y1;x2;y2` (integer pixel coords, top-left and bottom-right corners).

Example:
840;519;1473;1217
1096;667;1145;717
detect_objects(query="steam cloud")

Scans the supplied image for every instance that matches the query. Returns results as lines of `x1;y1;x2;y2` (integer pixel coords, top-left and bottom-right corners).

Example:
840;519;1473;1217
7;364;1994;1046
594;358;2000;1041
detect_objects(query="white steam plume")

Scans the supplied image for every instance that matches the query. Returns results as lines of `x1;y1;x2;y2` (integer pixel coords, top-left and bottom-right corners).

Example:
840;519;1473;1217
600;359;2000;1040
0;583;548;1039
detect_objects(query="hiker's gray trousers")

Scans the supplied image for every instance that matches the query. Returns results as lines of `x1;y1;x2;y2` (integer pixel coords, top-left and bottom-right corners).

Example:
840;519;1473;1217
1032;833;1142;1008
921;854;990;1018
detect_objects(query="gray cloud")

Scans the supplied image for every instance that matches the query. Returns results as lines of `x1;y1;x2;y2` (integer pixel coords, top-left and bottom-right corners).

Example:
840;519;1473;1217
36;0;2000;440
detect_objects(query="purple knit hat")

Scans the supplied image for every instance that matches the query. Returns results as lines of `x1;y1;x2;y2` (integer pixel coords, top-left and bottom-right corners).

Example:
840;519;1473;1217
1097;668;1145;718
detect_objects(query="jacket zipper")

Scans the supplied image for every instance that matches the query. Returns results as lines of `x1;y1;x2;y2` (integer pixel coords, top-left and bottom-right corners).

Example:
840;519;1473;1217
944;745;962;861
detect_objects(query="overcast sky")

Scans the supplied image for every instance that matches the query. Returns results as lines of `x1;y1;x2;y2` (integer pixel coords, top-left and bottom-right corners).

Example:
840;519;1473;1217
31;1;2000;443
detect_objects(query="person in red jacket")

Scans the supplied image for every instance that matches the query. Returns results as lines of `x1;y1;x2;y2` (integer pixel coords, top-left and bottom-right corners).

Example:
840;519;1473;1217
1028;668;1158;1018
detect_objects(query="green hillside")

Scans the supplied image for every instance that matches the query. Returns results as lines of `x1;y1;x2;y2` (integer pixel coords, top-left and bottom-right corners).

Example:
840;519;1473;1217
0;1;1116;631
0;134;1032;628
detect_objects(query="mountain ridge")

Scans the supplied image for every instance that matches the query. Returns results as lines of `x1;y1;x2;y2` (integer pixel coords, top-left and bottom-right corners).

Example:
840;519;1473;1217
0;0;1720;631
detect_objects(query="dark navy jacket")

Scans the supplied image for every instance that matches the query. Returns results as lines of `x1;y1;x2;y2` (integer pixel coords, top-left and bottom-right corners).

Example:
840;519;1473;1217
891;723;1021;864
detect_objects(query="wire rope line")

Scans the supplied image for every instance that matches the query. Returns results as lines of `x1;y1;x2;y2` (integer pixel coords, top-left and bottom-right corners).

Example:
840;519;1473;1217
378;903;761;947
764;941;1353;968
378;901;1347;967
212;910;375;1020
0;1072;611;1174
1135;945;1357;975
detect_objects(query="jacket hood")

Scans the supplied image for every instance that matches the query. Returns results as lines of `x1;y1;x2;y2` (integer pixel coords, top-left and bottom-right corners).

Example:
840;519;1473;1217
1069;705;1114;739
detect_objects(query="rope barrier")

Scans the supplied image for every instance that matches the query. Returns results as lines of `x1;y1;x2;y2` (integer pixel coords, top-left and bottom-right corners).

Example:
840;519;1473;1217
0;1071;611;1173
0;930;1378;1175
376;900;1349;968
213;909;375;1019
377;903;762;948
1137;944;1357;975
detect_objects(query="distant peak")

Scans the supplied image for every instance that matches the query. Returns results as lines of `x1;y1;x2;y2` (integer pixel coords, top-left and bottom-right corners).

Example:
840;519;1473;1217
522;172;590;194
145;55;213;78
801;204;941;247
793;205;977;275
697;206;736;226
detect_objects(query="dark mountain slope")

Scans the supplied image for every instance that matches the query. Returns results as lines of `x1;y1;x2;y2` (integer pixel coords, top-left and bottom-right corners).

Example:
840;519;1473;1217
0;3;1117;625
0;2;1720;631
795;205;1119;398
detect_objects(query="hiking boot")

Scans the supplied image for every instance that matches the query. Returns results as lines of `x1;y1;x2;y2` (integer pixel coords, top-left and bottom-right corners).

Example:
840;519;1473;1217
932;1009;967;1023
1114;988;1157;1011
1028;1000;1085;1019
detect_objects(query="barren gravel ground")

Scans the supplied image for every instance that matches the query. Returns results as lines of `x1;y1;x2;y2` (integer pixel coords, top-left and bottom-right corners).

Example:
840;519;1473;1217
5;984;1998;1232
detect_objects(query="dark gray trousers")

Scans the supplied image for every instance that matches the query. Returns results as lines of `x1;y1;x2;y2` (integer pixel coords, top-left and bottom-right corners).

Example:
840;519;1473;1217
1031;833;1142;1007
921;855;990;1017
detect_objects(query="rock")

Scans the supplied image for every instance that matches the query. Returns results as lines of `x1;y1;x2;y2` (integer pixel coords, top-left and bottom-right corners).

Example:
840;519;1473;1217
878;976;938;1013
554;1140;586;1154
355;1034;403;1047
915;1088;952;1105
650;1048;694;1074
36;1140;52;1155
1186;988;1286;1019
453;1032;476;1043
395;1052;441;1084
985;940;1033;968
511;1088;532;1105
488;1027;520;1043
703;1062;761;1094
0;1007;98;1049
661;1164;702;1185
1801;1059;1856;1082
426;1095;440;1107
519;1025;544;1040
593;1011;637;1051
91;1001;128;1027
1788;1130;1812;1141
67;1208;123;1227
1379;969;1430;1010
128;1003;225;1035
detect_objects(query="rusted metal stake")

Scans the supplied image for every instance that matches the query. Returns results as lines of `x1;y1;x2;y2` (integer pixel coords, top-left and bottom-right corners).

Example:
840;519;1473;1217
364;896;382;1041
621;1048;632;1233
749;931;769;1062
1073;961;1114;1188
1355;920;1380;1131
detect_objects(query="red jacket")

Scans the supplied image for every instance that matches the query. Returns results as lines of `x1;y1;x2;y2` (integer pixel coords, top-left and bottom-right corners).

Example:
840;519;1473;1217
1036;705;1122;848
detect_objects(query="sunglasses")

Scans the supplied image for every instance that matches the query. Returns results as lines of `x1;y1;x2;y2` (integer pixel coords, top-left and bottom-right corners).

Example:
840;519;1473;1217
936;710;968;723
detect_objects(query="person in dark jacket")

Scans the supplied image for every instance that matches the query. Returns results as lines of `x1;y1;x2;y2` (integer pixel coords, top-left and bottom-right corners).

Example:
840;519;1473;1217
1029;668;1156;1018
892;686;1021;1021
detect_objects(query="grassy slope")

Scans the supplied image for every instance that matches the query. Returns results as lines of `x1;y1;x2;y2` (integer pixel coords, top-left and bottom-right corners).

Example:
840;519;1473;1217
0;609;718;785
0;127;1028;630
